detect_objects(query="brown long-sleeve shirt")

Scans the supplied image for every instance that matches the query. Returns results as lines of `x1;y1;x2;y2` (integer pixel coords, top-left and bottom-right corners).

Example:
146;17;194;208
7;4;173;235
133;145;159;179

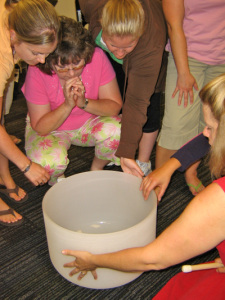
79;0;167;158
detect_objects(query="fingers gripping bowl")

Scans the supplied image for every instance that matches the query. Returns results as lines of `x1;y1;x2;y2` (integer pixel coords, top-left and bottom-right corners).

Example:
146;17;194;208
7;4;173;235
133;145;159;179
42;171;157;289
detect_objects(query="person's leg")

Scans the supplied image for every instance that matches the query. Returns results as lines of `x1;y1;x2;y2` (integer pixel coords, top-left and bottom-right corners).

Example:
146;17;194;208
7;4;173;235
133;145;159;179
25;119;71;185
137;92;161;175
156;54;205;170
90;156;110;170
71;115;121;170
0;153;27;201
136;131;158;176
0;94;26;201
155;145;176;168
0;124;24;219
138;131;158;162
92;115;121;168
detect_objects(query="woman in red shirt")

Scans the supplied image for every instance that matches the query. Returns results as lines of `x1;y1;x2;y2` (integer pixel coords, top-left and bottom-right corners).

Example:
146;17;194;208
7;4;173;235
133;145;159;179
63;74;225;299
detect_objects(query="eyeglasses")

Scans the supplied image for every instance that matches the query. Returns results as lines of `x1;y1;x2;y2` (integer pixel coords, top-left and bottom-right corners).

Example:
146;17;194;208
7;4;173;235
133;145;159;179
55;63;85;73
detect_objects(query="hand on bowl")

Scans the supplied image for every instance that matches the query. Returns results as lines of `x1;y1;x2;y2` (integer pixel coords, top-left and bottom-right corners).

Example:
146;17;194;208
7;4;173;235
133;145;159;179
62;249;98;280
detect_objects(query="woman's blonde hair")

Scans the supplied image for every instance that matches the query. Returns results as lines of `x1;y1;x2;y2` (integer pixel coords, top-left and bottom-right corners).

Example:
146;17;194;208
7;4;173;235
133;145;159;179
200;74;225;178
6;0;60;45
101;0;145;38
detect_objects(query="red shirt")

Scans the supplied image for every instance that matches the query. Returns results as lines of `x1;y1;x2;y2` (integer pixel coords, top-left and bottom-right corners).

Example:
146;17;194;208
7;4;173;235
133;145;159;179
154;177;225;300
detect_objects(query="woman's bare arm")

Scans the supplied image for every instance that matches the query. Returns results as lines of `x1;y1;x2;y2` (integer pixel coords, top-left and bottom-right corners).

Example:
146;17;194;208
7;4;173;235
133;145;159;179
63;182;225;276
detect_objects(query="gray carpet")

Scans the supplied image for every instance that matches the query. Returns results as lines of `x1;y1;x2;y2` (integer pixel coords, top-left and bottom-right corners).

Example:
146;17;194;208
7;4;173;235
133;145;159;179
0;81;218;299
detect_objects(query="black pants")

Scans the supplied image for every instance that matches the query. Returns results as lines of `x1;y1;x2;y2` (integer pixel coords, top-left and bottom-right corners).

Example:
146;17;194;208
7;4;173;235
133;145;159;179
106;53;161;133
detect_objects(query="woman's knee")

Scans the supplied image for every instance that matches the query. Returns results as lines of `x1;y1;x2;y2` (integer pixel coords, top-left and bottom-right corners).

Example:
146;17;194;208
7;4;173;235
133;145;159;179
101;116;121;139
26;142;69;171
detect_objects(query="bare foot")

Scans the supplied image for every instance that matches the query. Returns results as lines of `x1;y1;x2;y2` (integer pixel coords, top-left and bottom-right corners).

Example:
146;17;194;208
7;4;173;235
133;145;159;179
90;156;110;170
9;186;27;202
185;172;205;196
185;161;205;196
10;187;27;202
0;198;23;224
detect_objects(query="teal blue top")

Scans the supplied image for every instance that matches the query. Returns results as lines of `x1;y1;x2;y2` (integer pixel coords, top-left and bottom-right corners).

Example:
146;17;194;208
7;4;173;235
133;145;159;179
95;30;123;65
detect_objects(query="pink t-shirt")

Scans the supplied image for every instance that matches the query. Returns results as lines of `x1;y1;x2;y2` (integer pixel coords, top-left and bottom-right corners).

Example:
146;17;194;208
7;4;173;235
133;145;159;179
166;0;225;65
22;47;115;130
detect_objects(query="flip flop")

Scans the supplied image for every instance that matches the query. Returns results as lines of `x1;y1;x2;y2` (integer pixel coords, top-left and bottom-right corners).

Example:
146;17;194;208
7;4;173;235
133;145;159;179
0;208;24;227
0;185;28;204
187;181;204;194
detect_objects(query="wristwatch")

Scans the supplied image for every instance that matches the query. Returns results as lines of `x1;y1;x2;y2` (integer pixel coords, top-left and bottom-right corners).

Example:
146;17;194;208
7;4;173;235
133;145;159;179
81;98;89;109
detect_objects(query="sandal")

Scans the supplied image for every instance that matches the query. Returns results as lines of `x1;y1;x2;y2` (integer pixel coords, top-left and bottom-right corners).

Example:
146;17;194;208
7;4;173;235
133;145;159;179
0;185;28;204
187;181;204;195
0;208;23;227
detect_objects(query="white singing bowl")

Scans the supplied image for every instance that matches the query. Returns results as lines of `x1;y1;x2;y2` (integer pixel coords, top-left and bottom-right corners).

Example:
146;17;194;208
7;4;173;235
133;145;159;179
42;171;157;289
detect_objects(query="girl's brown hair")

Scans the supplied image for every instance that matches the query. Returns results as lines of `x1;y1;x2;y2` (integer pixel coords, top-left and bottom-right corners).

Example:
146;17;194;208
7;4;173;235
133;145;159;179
39;16;95;75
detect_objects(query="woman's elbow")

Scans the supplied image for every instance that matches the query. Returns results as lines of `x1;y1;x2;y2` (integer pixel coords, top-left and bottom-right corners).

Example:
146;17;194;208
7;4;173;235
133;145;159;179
30;124;50;136
140;248;172;271
107;102;122;116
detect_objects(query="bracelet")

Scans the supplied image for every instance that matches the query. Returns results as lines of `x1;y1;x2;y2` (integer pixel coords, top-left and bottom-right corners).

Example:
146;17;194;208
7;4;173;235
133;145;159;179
81;98;89;110
23;160;32;173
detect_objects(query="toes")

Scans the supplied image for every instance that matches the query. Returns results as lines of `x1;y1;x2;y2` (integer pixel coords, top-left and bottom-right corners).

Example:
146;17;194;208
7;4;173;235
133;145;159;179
0;210;22;224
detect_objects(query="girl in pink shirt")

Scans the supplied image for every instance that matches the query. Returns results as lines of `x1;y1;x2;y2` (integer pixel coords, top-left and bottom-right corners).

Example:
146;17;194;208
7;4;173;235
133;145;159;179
22;17;122;185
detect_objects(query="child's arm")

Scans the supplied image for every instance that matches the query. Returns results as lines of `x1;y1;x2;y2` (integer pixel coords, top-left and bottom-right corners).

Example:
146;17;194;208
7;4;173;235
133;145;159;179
172;133;210;172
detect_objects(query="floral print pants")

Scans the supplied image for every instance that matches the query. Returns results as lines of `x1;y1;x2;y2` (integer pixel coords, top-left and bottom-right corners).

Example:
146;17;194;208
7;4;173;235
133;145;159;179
25;115;121;185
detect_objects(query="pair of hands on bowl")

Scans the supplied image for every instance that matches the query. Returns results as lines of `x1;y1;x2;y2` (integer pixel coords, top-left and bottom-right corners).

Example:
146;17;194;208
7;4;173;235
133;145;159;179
121;157;172;201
